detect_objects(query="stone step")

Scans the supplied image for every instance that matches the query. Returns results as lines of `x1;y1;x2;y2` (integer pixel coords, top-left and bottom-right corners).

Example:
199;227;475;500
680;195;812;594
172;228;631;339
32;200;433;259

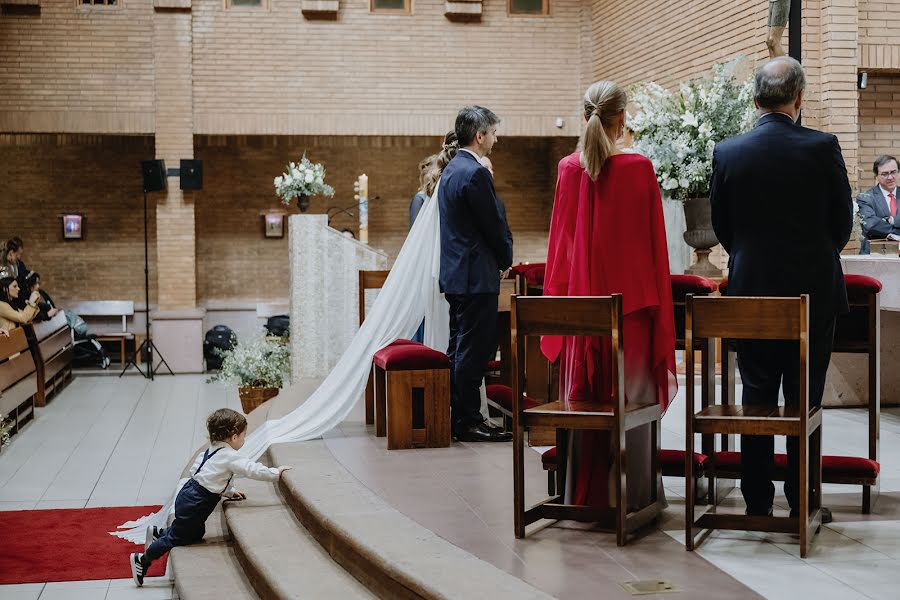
223;477;375;599
269;440;556;600
170;502;259;600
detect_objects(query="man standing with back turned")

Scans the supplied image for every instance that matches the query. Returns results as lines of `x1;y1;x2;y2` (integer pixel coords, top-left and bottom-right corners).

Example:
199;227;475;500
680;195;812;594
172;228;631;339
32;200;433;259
710;57;852;521
439;106;513;442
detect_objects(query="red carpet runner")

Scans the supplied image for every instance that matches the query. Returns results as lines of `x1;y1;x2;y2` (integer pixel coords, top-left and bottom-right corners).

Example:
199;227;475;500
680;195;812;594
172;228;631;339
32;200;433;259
0;505;168;584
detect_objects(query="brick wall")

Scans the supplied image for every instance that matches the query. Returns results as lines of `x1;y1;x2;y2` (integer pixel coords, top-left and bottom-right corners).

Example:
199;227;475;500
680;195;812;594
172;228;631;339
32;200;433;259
859;0;900;69
0;0;155;133
858;74;900;187
0;134;157;305
194;135;574;303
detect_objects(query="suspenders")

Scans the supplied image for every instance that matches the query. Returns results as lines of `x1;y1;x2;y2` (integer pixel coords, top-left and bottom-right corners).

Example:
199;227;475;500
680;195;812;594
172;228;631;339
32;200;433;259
192;446;234;495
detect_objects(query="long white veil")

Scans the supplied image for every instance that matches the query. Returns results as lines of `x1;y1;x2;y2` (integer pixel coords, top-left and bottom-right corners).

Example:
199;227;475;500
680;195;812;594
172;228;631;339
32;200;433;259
112;183;449;542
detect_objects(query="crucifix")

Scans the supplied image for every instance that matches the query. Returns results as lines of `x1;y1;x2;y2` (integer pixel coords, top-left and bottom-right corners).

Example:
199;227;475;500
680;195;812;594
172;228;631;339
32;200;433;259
766;0;801;61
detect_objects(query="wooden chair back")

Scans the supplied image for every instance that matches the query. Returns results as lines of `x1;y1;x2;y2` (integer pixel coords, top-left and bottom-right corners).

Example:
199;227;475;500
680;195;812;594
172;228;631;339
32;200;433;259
358;270;390;326
511;295;624;416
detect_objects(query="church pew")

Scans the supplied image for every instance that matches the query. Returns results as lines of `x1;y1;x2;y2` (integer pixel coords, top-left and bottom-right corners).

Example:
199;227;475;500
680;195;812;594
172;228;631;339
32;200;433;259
0;327;39;439
23;310;74;407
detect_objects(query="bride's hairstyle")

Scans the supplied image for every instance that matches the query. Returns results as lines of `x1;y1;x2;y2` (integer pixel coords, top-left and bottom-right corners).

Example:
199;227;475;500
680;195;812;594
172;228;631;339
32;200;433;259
580;81;627;180
422;131;458;197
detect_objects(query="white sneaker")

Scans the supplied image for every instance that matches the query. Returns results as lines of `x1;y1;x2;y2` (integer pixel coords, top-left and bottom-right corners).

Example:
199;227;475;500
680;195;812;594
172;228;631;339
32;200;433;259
144;524;163;553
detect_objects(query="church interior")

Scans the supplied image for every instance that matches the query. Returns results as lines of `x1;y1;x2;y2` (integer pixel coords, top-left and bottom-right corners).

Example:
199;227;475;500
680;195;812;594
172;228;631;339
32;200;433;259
2;1;900;599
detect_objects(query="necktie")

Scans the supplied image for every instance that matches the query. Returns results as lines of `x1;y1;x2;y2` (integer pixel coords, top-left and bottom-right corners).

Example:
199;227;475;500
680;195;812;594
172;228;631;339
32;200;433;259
891;192;897;218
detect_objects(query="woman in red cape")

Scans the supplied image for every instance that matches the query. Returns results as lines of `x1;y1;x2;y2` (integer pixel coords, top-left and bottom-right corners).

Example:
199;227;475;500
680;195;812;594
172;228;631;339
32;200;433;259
541;81;677;508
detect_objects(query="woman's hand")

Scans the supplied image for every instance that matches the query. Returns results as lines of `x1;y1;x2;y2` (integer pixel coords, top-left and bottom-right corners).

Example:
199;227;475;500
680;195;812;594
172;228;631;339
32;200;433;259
28;291;41;305
47;308;59;318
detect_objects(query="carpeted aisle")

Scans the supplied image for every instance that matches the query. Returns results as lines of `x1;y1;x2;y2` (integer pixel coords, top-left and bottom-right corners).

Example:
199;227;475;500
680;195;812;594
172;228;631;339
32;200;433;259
0;505;168;584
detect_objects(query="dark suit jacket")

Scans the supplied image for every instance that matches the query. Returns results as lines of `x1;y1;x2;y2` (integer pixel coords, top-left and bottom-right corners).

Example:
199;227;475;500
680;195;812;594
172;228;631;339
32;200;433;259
438;150;513;295
857;185;900;240
710;112;853;318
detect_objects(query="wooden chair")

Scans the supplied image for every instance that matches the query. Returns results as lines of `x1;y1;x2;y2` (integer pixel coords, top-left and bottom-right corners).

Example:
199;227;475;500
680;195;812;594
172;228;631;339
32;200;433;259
23;310;74;406
685;294;822;558
512;294;664;544
718;276;882;513
359;269;391;425
0;327;39;440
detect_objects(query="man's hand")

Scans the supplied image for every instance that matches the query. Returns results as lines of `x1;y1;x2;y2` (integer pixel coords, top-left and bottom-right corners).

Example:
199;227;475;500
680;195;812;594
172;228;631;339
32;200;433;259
500;268;511;280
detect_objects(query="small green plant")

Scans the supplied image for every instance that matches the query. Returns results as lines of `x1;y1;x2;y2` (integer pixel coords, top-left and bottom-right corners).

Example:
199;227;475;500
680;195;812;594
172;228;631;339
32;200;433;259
0;414;12;449
207;333;290;389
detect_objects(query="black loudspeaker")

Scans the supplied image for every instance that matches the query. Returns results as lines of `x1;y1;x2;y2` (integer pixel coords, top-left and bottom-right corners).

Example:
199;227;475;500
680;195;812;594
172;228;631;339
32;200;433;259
141;160;167;192
180;159;203;191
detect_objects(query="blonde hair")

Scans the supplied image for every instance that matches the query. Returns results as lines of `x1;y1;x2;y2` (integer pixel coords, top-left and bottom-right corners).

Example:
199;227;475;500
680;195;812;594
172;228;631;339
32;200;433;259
579;81;627;180
421;131;458;197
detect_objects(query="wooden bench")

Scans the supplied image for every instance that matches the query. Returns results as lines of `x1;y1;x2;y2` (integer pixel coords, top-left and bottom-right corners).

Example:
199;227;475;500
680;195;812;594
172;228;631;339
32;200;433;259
0;327;39;440
23;311;74;406
67;301;135;366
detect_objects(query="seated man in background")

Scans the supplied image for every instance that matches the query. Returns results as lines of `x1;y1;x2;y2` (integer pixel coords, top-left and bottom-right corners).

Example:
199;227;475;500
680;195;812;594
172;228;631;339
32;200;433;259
858;155;900;253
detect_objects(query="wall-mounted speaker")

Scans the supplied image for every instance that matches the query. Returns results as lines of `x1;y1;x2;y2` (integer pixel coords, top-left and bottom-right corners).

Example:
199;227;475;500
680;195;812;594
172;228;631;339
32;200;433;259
180;159;203;191
141;160;167;192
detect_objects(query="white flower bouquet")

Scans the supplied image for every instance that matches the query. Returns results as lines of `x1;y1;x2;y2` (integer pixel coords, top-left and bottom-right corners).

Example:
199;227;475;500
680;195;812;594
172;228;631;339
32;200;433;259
207;333;291;389
629;59;757;200
273;156;335;206
0;413;12;449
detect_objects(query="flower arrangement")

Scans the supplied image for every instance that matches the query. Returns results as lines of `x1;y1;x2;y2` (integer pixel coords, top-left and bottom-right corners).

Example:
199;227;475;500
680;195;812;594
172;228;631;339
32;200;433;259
273;156;334;206
207;333;291;389
628;59;757;200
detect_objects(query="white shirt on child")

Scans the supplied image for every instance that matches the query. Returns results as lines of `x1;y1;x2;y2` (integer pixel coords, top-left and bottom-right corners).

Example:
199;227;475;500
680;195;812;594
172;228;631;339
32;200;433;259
189;442;280;496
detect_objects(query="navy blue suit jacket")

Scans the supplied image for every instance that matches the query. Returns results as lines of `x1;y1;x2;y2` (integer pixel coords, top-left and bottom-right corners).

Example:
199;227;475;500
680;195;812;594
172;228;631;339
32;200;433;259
438;151;514;295
710;113;852;318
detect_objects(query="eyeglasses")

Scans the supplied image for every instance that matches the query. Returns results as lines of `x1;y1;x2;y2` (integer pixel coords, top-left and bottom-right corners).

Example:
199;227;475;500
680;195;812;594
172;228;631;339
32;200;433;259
879;170;899;178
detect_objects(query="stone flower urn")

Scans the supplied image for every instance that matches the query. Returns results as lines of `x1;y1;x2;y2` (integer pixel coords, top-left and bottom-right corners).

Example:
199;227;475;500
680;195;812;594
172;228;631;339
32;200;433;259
682;196;722;277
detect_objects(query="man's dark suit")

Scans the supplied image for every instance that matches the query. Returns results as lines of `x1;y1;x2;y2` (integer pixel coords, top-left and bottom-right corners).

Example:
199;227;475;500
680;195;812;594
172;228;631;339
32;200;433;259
857;184;900;245
438;150;513;430
710;112;852;514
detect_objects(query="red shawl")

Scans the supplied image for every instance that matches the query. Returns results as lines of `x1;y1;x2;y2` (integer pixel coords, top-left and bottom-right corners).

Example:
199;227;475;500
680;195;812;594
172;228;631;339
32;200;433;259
540;152;677;412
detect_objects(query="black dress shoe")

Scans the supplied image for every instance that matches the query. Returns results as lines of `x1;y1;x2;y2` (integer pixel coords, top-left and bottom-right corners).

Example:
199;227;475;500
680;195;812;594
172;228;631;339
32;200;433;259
456;421;512;442
745;506;774;517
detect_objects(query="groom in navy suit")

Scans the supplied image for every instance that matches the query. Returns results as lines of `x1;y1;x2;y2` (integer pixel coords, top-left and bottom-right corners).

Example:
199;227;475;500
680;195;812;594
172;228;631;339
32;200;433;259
439;106;514;442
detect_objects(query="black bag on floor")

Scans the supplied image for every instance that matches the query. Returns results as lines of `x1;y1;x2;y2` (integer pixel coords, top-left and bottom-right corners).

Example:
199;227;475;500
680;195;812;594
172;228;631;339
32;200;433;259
73;335;111;369
204;325;235;370
265;315;289;338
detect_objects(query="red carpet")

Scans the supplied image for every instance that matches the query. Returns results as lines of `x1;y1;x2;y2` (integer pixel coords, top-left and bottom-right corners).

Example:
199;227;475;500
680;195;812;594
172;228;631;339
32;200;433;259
0;505;168;584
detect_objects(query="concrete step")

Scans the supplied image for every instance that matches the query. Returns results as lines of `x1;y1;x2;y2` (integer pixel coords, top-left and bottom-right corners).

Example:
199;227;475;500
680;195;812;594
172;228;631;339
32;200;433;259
170;502;259;600
224;478;374;599
270;440;556;600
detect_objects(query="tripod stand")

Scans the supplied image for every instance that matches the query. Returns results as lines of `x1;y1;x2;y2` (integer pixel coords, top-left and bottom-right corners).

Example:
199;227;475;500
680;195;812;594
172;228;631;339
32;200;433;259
119;187;174;380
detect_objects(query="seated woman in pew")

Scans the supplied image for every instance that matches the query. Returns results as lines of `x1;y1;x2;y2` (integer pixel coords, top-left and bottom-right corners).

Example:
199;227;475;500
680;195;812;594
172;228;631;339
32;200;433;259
541;81;677;509
16;272;59;322
0;277;40;331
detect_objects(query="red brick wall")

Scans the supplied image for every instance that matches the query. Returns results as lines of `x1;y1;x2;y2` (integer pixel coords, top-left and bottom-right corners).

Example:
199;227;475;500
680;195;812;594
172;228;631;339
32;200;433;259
0;134;157;305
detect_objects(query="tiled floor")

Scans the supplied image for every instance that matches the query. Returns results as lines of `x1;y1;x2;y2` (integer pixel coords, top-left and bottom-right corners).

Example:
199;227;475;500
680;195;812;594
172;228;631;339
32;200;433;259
3;373;900;599
0;374;240;600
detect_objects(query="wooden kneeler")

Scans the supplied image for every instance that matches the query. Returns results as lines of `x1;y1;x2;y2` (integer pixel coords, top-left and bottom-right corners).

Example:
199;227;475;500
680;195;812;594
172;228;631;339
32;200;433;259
511;295;664;545
685;294;823;558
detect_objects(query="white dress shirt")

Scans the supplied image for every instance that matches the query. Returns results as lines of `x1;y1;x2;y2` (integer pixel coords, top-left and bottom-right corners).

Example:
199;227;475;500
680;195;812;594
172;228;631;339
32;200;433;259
189;442;280;496
459;148;482;162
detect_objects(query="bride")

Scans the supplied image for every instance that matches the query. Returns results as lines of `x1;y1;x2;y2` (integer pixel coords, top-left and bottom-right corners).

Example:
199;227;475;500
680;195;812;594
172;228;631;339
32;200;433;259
114;133;461;543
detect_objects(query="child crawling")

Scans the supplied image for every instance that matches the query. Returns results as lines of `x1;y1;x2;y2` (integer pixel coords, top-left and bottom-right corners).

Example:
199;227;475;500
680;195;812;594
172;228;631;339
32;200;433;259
131;408;291;586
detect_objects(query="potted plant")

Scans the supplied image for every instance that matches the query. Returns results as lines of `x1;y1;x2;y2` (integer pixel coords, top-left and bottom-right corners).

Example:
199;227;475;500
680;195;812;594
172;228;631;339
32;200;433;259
273;155;335;212
0;413;12;452
629;60;756;276
207;334;291;414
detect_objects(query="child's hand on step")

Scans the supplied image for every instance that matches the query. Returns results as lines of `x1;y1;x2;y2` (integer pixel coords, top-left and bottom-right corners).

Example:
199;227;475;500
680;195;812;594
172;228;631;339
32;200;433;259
277;466;293;478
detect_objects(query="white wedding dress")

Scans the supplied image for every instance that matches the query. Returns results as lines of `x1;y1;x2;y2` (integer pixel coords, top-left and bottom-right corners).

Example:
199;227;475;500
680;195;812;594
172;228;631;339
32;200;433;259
113;183;452;543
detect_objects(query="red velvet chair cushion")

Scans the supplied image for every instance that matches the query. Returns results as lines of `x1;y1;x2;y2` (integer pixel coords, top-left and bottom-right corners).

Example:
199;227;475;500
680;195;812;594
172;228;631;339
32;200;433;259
521;264;546;286
659;449;710;468
485;384;539;411
541;446;557;467
844;274;883;295
485;359;502;372
670;274;718;301
718;278;728;295
373;344;450;370
714;451;879;480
